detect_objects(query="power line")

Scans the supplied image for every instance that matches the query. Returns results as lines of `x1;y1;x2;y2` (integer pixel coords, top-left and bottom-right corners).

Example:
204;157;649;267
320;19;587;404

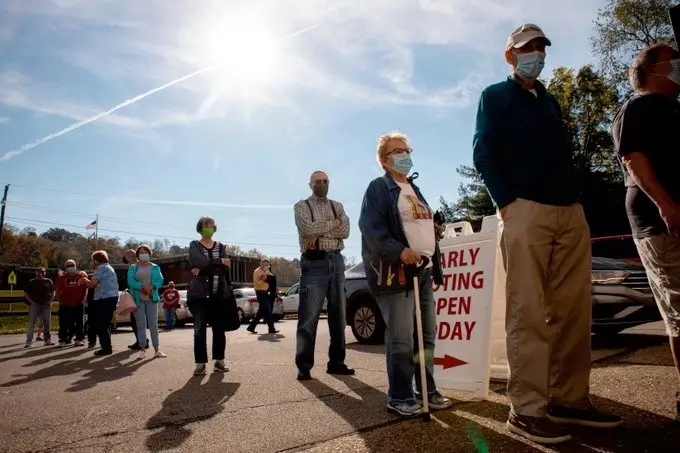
5;216;304;250
7;201;300;240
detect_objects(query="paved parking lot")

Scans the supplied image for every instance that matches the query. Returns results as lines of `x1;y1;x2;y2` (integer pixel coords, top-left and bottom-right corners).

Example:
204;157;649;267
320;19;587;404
0;320;678;452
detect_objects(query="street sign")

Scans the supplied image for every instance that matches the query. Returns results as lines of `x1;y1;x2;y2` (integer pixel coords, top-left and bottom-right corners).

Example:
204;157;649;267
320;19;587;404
433;228;498;400
8;271;16;292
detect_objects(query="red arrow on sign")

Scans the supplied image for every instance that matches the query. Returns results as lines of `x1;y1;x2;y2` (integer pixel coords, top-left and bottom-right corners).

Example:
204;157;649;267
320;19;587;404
433;355;468;370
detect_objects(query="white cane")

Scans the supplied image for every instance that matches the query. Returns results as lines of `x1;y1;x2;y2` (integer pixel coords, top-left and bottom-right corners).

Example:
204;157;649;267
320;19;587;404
413;272;431;422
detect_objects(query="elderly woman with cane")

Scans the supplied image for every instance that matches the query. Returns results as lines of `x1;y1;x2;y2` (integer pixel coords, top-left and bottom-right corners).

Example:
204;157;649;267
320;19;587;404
358;131;453;418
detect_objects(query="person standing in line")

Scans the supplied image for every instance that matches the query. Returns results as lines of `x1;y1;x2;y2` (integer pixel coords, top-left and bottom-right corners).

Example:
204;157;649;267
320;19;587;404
24;267;55;348
127;244;166;360
472;23;621;444
247;259;279;335
611;43;680;422
358;132;453;417
293;170;354;381
123;249;149;351
55;260;88;347
162;281;181;331
79;251;119;356
187;216;232;376
85;271;96;348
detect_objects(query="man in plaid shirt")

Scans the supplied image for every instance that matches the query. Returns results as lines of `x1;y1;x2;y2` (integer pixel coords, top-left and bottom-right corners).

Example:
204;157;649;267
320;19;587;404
293;170;354;381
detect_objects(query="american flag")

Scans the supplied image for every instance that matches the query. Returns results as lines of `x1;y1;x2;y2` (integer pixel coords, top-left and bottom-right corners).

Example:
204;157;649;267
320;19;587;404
85;220;97;230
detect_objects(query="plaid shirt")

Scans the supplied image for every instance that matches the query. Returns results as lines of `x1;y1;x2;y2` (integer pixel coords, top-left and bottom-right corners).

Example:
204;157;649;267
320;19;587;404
294;195;350;253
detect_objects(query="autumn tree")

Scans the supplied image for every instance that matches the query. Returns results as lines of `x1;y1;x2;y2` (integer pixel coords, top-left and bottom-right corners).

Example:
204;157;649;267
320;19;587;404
592;0;675;91
438;165;494;230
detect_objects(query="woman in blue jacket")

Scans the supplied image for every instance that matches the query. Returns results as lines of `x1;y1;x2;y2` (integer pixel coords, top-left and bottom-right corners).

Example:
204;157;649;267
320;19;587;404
358;131;452;418
127;244;166;360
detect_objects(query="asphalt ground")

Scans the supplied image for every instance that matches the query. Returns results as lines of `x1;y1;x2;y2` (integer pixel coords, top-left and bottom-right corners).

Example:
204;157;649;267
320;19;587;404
0;320;677;453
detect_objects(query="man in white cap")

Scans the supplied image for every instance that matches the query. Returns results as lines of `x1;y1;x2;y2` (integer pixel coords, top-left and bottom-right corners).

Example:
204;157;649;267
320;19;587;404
472;24;622;445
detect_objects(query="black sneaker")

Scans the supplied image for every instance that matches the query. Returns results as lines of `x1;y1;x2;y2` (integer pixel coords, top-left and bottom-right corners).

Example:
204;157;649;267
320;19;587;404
326;364;355;376
507;412;572;445
297;370;312;381
94;349;112;356
547;404;622;428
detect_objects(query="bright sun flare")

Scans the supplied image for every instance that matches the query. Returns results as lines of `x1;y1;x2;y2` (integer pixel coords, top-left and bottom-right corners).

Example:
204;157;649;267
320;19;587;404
200;15;280;84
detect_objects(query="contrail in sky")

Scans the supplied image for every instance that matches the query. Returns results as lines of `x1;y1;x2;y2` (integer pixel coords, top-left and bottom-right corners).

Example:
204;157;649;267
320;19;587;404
107;197;293;209
0;22;323;163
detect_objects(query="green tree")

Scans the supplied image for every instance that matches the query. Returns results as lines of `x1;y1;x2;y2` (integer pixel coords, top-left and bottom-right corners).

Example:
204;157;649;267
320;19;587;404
592;0;675;90
438;166;494;229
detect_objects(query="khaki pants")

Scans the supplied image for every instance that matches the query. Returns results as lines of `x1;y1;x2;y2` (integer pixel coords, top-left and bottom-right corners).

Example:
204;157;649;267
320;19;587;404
499;198;592;417
635;234;680;337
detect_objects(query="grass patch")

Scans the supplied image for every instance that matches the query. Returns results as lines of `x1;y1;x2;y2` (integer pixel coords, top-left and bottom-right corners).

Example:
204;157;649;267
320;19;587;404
0;315;58;335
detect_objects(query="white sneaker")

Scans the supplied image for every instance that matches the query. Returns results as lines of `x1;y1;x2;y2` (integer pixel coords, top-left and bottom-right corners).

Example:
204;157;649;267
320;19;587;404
136;350;146;360
154;350;167;358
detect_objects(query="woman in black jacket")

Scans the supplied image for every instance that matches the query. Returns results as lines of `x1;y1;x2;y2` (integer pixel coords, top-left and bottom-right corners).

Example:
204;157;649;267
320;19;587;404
187;216;232;376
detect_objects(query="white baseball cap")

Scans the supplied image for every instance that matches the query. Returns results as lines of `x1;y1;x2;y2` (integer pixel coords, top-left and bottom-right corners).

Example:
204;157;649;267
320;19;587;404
506;23;552;50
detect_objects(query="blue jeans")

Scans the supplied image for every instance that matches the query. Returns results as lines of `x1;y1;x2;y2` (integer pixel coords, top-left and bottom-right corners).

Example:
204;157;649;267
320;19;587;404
136;300;160;349
375;269;437;404
164;308;175;329
295;253;347;372
26;304;52;343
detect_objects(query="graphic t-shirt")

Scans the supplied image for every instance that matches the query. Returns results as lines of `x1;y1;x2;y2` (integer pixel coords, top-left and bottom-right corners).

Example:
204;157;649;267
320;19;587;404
56;272;88;306
396;182;435;267
163;289;181;308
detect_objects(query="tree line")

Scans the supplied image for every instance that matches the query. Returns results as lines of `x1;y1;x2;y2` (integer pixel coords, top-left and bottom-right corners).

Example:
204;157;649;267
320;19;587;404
440;0;676;235
0;225;310;287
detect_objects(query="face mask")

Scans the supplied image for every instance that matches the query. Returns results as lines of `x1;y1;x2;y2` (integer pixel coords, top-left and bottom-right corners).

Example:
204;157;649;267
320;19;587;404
139;253;150;262
515;51;545;80
201;228;215;239
391;153;413;175
66;267;76;274
312;182;328;198
667;59;680;86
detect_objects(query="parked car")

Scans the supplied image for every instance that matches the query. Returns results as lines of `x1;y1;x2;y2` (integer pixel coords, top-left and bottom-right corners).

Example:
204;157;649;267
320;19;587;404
281;282;328;315
112;291;166;330
343;257;661;345
234;287;284;323
174;290;192;326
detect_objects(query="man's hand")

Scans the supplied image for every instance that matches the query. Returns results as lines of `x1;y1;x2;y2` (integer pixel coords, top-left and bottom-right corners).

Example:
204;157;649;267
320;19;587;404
221;258;231;267
400;248;421;266
333;219;342;229
660;203;680;236
305;238;317;250
190;268;200;276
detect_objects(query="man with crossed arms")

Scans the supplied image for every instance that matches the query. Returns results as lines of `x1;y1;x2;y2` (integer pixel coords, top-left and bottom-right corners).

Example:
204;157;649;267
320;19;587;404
293;170;354;381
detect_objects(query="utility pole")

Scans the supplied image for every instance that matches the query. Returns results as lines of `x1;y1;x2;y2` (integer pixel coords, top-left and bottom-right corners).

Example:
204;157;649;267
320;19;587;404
0;184;9;250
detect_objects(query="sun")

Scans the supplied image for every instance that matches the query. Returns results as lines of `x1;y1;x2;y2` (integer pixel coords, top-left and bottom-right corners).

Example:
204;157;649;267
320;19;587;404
195;13;281;86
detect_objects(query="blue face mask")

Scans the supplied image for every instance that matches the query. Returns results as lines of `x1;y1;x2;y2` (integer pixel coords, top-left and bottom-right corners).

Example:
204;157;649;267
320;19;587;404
515;51;545;80
66;267;76;274
391;154;413;175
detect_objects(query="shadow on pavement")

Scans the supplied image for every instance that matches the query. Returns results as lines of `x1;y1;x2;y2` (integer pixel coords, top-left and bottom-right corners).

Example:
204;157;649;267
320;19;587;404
346;343;384;355
301;375;542;452
257;334;285;342
0;345;60;363
145;373;240;452
24;346;90;367
0;350;148;389
461;393;680;453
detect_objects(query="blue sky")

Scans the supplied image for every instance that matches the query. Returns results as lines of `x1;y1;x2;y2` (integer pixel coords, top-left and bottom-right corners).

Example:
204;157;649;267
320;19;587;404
0;0;606;260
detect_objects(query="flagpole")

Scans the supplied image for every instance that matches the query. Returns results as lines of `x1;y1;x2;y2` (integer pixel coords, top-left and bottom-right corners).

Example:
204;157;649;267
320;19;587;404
94;214;98;242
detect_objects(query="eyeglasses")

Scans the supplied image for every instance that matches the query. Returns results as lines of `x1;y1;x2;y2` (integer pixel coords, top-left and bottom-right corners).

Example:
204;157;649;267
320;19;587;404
386;147;413;156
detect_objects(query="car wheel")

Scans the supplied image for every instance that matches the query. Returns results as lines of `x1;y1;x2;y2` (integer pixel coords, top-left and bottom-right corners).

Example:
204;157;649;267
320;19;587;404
592;325;626;336
273;314;283;322
350;298;385;345
237;308;245;324
175;320;185;328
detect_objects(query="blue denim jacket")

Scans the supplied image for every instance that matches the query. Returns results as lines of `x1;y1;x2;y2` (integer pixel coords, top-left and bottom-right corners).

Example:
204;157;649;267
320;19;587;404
358;173;444;295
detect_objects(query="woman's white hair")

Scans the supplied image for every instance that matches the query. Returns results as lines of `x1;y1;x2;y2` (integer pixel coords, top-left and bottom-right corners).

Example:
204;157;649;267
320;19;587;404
376;131;408;167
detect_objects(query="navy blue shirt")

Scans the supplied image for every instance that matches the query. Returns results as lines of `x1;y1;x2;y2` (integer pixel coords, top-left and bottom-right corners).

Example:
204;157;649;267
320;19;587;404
472;76;579;209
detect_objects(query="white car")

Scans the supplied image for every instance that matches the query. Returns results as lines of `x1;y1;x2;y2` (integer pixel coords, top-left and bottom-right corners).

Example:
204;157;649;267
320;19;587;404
281;283;327;315
234;287;284;323
174;290;192;326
